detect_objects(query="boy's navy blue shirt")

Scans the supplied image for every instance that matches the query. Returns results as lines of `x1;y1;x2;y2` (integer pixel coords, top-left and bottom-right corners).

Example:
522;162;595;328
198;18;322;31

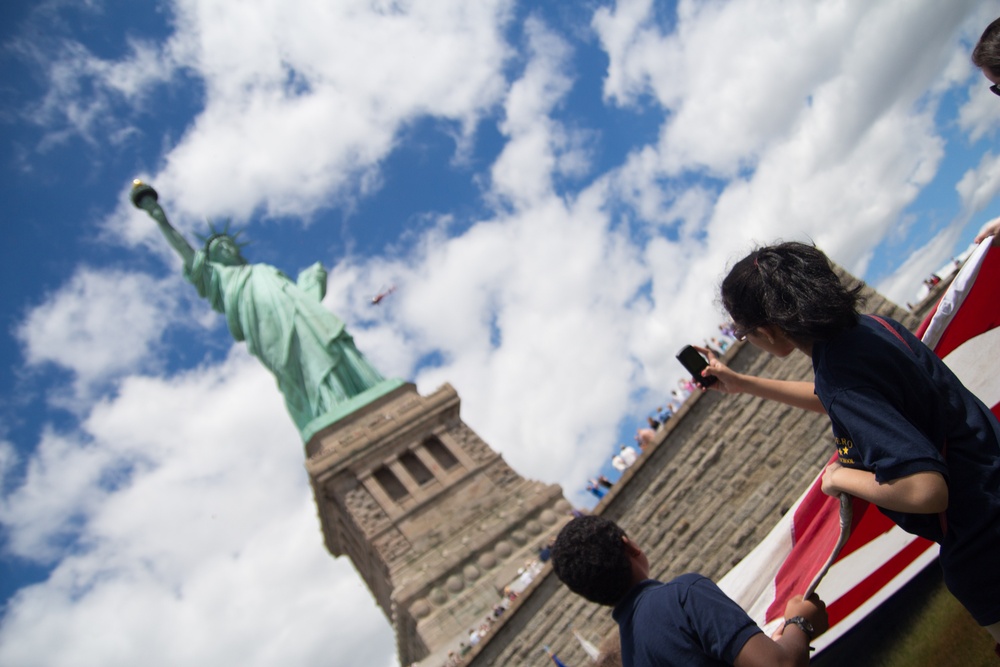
612;574;761;667
813;315;1000;626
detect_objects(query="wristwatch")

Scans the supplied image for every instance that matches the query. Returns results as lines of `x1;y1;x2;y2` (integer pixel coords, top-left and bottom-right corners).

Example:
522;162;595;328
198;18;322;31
783;616;815;640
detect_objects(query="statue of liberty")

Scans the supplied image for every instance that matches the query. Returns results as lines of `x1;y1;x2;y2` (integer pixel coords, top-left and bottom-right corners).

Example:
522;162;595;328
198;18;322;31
131;180;399;441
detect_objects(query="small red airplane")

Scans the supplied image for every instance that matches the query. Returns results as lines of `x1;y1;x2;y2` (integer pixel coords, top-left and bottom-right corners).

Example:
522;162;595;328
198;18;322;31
370;285;396;306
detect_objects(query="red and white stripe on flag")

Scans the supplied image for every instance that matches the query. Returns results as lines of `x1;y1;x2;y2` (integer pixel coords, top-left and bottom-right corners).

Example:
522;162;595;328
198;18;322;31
718;239;1000;653
918;241;1000;420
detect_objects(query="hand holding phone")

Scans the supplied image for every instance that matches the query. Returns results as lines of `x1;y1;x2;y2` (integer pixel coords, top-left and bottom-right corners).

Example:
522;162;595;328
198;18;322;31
676;345;717;388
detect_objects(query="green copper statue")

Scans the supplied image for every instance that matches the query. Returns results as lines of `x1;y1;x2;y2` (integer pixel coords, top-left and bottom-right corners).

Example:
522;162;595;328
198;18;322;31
131;180;397;441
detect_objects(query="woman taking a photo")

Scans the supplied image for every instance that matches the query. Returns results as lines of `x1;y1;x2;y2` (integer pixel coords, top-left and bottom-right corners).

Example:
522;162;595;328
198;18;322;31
700;241;1000;646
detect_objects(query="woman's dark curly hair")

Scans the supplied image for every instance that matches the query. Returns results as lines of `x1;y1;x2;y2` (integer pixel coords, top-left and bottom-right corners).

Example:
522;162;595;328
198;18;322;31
972;16;1000;76
721;242;866;342
551;516;634;606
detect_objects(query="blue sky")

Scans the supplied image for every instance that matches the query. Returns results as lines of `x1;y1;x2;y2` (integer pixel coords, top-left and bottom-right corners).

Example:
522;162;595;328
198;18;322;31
2;1;999;665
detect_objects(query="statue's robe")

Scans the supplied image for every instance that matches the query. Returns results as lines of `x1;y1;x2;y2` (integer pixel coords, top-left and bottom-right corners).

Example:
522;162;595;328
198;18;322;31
185;252;384;434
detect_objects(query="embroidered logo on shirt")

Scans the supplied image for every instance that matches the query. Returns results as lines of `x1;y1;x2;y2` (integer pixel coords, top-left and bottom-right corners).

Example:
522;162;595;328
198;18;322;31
834;436;857;465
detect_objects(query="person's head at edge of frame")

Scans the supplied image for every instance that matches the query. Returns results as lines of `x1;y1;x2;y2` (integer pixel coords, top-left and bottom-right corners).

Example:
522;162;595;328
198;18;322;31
551;515;648;606
972;16;1000;96
720;241;865;355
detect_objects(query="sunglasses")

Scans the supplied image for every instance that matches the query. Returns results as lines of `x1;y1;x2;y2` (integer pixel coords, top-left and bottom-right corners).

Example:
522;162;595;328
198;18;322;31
992;84;1000;97
733;326;756;342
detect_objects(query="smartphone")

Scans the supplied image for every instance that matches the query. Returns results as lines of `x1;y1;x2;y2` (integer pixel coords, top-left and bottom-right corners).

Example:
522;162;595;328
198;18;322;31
676;345;717;387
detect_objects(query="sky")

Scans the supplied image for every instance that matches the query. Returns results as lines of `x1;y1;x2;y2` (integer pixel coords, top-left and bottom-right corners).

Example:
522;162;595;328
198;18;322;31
1;1;999;665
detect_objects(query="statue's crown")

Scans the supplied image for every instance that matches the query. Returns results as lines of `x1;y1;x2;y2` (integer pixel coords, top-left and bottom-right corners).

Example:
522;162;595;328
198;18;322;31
196;219;249;256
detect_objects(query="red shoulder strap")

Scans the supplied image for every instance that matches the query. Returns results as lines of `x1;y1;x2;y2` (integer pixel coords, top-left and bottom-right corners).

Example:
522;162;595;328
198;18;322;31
867;314;911;351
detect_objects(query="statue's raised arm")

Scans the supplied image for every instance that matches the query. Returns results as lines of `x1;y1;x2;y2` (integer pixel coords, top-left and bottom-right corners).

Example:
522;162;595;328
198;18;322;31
131;180;195;268
130;180;398;442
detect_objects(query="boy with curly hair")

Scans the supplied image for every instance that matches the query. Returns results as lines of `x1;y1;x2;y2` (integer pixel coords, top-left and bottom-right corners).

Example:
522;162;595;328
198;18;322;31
551;515;827;667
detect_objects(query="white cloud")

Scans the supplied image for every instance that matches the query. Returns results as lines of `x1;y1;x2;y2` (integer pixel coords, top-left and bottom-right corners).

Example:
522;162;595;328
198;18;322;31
0;440;19;494
490;16;577;207
0;352;397;667
597;1;857;177
958;80;1000;143
318;194;653;490
591;0;660;107
131;0;515;223
454;192;648;478
25;0;516;246
595;0;977;284
15;268;178;406
707;103;945;278
14;14;176;149
956;151;1000;217
0;427;120;562
874;225;965;307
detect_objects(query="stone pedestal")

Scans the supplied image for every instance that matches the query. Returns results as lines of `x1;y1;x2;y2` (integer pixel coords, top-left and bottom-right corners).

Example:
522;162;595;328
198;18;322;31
306;382;570;665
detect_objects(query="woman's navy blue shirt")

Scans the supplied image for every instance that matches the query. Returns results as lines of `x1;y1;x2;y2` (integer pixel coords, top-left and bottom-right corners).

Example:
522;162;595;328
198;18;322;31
812;315;1000;625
